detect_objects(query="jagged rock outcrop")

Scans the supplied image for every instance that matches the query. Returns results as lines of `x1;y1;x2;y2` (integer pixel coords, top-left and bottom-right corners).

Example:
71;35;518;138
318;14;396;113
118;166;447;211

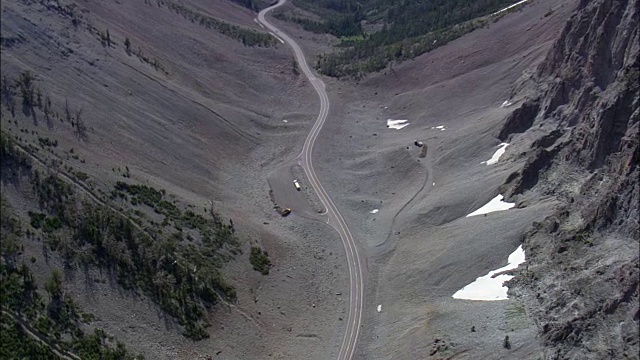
498;100;541;141
502;0;639;359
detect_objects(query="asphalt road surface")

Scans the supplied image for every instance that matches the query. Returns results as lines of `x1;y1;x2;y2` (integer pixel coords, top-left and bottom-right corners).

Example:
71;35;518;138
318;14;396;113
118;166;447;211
258;2;364;359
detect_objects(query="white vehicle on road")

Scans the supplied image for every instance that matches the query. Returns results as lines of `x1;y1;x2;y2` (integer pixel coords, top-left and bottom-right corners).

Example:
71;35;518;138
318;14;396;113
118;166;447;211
293;179;301;191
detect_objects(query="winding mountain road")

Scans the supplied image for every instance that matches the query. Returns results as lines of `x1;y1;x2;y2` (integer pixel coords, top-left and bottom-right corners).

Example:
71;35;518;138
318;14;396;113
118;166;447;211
257;2;364;359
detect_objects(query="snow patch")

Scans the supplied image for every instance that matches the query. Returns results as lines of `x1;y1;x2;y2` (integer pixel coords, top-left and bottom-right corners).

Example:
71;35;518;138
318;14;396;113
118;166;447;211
377;305;382;312
500;100;513;108
481;143;509;165
282;119;288;123
370;209;379;214
387;119;409;130
466;194;515;217
452;245;526;301
431;125;446;131
493;0;530;15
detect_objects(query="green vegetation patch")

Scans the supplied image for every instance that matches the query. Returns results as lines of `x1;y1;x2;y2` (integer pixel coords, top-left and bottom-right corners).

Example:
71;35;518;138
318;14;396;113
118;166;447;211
27;212;62;233
157;0;276;47
0;132;32;174
283;0;518;77
115;181;164;207
28;211;46;229
250;246;272;275
274;12;363;38
1;197;142;359
113;181;237;246
28;173;238;339
73;170;89;182
1;92;241;340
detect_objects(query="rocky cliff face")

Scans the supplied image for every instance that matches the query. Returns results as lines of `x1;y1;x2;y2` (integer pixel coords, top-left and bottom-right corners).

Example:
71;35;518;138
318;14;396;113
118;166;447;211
501;0;639;358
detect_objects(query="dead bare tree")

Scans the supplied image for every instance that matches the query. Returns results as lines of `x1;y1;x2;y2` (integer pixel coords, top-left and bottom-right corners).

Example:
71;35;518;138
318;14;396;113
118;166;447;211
74;107;88;141
64;98;72;124
1;75;16;117
17;71;35;118
44;96;54;129
36;89;43;109
389;62;399;81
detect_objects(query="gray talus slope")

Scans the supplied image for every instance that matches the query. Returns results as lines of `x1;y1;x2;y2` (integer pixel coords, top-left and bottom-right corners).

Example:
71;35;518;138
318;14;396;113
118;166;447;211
307;0;578;358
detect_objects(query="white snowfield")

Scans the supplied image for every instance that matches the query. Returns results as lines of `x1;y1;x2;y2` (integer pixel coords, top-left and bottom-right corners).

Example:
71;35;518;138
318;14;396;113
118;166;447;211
452;245;526;301
466;194;515;217
431;125;446;131
481;143;509;165
387;119;410;130
370;209;379;214
377;304;382;312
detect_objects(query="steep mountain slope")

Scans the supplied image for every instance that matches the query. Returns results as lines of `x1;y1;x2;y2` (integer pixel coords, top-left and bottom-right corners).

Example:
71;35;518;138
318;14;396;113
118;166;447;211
1;1;349;359
1;0;286;200
503;0;639;358
304;0;580;358
306;0;636;357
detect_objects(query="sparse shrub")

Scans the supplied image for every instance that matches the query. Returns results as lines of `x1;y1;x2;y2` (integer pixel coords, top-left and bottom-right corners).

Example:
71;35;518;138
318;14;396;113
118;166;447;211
503;335;511;349
42;216;62;233
124;37;132;55
100;28;112;47
44;270;63;300
183;323;209;340
250;246;271;275
28;211;46;229
74;171;89;181
575;229;593;245
38;137;58;148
